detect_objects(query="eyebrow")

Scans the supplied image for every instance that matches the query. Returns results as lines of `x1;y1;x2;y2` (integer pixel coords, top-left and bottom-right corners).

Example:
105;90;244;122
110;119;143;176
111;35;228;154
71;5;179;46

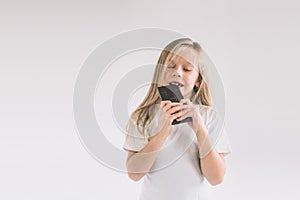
171;54;196;65
168;58;194;66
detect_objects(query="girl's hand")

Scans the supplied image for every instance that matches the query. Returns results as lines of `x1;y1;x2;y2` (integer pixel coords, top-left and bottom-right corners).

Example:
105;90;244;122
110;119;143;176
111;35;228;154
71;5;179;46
176;99;207;133
157;100;182;136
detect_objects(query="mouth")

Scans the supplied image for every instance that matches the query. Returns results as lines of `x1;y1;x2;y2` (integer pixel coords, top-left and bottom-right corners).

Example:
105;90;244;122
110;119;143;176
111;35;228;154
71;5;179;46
168;81;184;87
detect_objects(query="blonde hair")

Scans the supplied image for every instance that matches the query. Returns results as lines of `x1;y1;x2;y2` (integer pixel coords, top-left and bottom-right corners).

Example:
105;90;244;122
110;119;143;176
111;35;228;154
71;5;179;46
127;38;212;138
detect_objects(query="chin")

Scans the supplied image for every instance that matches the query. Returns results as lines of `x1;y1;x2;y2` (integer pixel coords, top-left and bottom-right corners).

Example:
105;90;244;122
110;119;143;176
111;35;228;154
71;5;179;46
182;91;193;99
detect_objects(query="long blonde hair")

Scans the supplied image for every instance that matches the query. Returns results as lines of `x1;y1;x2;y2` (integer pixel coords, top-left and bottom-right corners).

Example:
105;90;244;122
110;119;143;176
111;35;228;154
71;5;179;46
127;38;212;138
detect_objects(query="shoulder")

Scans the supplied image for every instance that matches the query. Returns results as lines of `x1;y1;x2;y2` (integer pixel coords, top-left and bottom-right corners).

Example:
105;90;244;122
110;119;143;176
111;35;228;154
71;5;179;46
198;104;216;118
198;105;220;125
198;104;213;112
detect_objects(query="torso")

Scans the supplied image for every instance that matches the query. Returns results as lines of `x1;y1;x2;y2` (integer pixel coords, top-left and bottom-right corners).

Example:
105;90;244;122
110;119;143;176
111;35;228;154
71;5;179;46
139;105;213;200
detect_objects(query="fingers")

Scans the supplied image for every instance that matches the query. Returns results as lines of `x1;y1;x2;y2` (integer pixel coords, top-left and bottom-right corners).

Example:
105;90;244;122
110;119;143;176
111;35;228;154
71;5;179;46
160;100;171;108
159;99;195;122
179;104;192;110
166;104;182;115
158;101;179;126
160;101;180;113
176;110;191;121
180;98;192;105
176;99;195;121
173;109;190;120
179;98;195;111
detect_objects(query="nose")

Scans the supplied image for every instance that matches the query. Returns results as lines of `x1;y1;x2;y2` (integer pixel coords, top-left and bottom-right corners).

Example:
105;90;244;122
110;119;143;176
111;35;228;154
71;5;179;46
172;72;181;77
172;67;182;77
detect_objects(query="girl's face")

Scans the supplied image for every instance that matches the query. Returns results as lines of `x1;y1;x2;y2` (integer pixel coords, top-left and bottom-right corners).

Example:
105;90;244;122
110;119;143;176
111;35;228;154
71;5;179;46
161;47;200;99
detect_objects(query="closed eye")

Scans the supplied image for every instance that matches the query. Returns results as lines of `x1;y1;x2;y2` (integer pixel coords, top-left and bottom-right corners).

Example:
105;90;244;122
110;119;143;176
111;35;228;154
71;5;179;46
167;65;175;69
184;67;193;71
166;64;193;71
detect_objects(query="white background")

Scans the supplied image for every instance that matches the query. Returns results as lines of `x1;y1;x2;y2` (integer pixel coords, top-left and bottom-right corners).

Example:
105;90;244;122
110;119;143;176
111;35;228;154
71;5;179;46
1;0;300;199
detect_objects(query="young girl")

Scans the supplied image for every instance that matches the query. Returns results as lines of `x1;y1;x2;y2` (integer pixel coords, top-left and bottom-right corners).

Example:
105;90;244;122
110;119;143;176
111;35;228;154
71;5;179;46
123;38;231;200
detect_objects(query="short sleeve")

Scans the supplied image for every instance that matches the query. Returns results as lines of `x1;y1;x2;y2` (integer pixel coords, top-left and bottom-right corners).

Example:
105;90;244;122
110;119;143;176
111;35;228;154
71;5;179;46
214;128;232;157
122;119;148;152
206;109;232;157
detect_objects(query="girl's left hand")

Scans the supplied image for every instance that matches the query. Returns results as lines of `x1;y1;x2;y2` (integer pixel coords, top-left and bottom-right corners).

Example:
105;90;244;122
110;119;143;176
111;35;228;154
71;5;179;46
176;99;207;133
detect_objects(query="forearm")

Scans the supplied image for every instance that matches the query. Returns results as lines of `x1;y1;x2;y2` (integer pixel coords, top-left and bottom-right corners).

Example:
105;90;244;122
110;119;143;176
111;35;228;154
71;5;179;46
196;128;226;185
126;131;168;180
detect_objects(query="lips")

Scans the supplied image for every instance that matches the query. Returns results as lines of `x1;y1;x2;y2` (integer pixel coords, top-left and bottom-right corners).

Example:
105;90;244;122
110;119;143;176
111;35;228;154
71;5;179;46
169;81;184;87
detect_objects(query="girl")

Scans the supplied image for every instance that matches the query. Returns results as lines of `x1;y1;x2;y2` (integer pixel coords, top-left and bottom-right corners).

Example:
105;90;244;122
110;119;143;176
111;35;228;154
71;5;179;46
123;38;231;200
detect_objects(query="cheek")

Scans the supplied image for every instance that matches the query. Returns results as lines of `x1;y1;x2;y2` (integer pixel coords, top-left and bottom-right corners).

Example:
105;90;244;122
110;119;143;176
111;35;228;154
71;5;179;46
159;69;169;83
186;74;197;81
162;69;171;78
186;74;199;85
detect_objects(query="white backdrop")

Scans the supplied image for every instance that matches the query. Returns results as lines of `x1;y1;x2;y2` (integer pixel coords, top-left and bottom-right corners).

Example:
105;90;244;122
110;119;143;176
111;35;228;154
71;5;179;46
1;0;299;199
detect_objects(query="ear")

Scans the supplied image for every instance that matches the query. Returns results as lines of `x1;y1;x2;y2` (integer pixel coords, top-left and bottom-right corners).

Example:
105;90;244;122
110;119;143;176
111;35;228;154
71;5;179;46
193;85;199;94
195;80;200;88
195;74;202;88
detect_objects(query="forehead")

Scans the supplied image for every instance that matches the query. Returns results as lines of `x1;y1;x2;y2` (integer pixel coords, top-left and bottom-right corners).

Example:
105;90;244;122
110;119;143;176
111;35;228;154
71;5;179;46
168;46;198;66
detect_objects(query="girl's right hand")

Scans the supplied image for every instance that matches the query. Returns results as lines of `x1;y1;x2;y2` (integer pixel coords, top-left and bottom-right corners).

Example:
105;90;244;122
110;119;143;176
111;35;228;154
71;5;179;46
157;100;182;137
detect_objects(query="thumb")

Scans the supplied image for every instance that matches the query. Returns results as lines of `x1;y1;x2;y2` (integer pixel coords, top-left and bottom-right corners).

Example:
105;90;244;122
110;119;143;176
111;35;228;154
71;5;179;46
180;98;191;105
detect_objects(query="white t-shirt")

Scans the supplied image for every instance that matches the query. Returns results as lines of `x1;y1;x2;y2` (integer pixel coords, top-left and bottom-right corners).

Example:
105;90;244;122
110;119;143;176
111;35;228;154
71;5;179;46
123;104;232;200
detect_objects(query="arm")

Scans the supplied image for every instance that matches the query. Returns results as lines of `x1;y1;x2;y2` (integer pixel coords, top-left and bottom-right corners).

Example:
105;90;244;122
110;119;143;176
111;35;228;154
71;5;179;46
196;128;226;186
126;101;182;182
176;99;227;186
126;130;169;181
